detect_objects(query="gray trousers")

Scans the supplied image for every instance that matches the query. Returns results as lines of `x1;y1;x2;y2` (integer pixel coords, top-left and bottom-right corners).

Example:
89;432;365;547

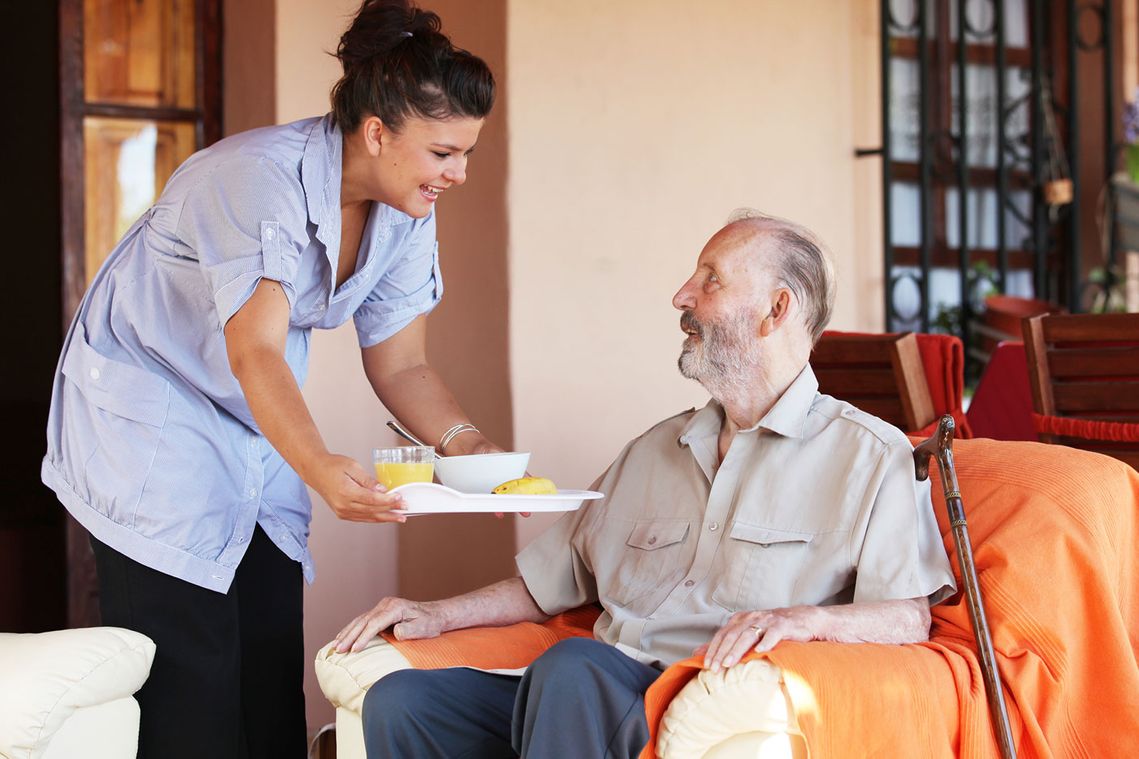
361;637;661;758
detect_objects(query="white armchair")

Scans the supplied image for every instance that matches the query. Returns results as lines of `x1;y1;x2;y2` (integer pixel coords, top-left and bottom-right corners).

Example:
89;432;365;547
314;637;804;759
0;627;155;759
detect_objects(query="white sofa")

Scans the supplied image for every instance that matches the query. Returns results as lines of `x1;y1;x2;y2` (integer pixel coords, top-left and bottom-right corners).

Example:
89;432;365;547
0;627;155;759
314;637;805;759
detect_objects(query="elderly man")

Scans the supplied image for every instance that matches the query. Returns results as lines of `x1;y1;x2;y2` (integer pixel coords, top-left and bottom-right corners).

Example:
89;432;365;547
334;211;955;759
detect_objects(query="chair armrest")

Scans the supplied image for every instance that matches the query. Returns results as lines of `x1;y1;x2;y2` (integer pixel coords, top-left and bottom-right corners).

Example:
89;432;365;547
314;638;413;715
0;627;154;757
657;659;803;759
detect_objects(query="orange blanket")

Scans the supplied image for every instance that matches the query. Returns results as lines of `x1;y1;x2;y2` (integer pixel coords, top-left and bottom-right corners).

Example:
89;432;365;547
385;439;1139;758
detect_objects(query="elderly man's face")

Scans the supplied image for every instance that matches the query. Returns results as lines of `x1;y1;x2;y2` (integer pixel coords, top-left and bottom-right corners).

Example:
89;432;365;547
672;226;774;384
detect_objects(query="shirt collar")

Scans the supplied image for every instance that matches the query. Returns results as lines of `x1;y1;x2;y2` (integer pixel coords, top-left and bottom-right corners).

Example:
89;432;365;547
677;364;819;446
301;114;342;237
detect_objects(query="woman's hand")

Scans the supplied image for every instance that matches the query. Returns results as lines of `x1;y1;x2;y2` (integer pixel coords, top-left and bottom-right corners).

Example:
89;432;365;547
307;453;407;523
333;597;445;653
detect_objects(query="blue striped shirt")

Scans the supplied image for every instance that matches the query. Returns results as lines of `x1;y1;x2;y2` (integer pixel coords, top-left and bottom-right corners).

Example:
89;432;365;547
42;115;442;592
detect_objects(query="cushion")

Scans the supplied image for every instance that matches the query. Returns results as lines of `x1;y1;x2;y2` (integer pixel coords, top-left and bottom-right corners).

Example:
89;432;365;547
0;627;154;759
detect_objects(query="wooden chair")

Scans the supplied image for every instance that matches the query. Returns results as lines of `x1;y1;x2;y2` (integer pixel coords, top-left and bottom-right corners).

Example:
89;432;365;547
812;331;936;433
1021;312;1139;469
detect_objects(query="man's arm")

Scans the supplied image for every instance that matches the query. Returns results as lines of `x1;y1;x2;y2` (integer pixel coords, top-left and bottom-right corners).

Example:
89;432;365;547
698;597;930;672
333;578;549;653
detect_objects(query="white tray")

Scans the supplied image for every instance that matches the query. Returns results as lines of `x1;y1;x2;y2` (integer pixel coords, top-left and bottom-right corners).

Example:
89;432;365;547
390;482;604;515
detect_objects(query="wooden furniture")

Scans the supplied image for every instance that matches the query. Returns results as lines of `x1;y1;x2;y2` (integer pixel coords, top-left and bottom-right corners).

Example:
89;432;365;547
811;331;935;433
1021;312;1139;469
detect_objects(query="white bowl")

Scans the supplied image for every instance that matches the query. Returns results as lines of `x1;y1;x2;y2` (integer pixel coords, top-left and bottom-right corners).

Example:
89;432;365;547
432;451;531;494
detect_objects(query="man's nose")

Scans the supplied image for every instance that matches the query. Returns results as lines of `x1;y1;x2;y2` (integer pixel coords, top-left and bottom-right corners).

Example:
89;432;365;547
672;280;696;311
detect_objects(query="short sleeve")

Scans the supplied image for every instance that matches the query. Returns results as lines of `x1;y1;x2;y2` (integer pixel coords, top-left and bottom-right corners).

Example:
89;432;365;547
176;157;308;326
353;212;443;347
851;441;957;606
515;504;598;616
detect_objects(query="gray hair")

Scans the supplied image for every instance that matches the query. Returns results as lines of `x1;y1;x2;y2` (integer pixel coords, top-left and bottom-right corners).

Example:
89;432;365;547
724;208;836;343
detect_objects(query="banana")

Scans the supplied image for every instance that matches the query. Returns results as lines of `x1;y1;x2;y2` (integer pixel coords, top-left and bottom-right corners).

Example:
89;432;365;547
492;476;558;495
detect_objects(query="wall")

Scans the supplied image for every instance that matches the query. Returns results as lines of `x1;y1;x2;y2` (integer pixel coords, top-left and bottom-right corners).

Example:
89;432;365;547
506;0;882;545
271;0;513;733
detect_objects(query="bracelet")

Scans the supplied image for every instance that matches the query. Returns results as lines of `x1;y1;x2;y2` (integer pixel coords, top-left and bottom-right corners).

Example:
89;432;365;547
439;423;480;452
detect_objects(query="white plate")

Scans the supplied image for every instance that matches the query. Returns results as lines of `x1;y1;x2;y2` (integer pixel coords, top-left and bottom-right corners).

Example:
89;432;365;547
389;482;604;515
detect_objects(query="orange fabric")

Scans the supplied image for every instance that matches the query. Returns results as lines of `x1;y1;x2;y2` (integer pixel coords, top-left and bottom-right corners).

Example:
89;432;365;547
641;438;1139;758
1033;412;1139;443
383;605;599;670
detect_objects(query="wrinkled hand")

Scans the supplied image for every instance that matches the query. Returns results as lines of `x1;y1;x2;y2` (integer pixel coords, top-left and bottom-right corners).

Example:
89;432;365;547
333;597;445;653
309;453;406;523
696;607;820;672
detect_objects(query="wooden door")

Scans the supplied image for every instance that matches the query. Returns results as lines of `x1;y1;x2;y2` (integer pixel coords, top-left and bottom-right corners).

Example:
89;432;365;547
59;0;221;627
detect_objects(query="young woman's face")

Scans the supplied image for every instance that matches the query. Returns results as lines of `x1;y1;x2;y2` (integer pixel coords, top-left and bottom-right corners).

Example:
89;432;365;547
370;115;484;217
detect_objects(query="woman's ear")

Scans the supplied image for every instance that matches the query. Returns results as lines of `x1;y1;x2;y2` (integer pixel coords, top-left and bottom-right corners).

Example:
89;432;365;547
361;116;386;157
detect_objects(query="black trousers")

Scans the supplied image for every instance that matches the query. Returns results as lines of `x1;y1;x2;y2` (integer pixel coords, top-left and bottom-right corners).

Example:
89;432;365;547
362;637;660;758
90;525;307;759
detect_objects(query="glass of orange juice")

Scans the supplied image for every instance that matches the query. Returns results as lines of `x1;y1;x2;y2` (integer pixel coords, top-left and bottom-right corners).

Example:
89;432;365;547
373;446;435;489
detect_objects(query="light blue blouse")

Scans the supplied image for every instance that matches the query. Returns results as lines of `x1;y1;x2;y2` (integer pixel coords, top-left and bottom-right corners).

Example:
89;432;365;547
42;115;443;592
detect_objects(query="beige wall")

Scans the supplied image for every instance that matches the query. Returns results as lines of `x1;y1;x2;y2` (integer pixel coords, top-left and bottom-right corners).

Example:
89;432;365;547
507;0;883;545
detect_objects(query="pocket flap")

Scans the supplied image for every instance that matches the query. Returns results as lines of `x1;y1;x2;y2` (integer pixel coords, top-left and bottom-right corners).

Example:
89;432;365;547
62;325;171;427
728;523;814;546
626;520;690;551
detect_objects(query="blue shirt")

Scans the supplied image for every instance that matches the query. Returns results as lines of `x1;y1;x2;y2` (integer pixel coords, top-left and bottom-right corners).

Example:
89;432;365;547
41;115;443;592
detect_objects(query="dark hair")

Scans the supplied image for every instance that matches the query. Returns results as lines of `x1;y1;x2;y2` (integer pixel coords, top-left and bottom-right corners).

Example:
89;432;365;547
331;0;496;133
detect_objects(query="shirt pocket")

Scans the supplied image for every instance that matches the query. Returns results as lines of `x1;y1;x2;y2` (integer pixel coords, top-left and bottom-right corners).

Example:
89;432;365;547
61;326;171;525
711;523;816;612
606;519;691;607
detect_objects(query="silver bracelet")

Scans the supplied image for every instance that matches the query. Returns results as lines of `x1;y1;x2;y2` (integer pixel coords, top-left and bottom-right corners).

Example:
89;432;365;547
439;423;479;452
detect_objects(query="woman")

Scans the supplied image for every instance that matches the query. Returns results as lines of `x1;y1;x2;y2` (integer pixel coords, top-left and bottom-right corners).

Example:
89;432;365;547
40;2;497;756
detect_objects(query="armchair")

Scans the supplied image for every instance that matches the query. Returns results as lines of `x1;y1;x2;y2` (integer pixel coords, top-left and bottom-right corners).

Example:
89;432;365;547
316;437;1138;757
0;626;155;759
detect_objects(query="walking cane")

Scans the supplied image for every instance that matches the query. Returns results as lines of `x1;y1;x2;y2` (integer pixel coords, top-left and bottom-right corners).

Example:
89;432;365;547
914;416;1017;759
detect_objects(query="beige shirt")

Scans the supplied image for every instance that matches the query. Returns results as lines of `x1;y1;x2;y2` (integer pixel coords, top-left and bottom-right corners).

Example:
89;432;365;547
516;365;956;667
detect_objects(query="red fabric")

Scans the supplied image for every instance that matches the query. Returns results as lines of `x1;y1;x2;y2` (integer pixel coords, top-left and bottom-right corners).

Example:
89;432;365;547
1033;413;1139;443
967;342;1037;441
914;332;972;438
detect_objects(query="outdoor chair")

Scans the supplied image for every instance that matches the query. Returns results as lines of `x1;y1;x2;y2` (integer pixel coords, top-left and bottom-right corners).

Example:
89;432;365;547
811;331;935;433
1021;312;1139;469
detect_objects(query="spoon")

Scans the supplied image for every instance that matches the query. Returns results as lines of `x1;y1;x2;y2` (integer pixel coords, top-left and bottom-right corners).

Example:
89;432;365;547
386;420;444;459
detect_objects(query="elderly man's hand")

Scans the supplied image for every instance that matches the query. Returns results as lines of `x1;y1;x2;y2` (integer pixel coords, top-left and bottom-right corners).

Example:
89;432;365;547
696;606;821;672
333;597;446;653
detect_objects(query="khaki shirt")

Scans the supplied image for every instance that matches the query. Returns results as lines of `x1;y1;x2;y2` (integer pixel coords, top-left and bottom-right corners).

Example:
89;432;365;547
516;365;956;667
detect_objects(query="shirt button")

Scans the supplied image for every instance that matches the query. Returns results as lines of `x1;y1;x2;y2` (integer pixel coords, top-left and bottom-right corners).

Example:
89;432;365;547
684;580;695;588
709;521;719;532
237;536;245;543
89;367;101;380
265;227;275;240
317;304;325;310
647;535;657;545
247;488;257;498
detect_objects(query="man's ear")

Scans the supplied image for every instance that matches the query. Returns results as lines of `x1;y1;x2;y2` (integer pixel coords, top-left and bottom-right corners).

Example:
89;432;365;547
759;287;793;337
361;116;387;157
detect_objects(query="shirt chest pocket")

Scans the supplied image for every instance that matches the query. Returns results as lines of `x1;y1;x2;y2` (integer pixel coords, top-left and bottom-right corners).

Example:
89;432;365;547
711;523;816;612
605;519;691;607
